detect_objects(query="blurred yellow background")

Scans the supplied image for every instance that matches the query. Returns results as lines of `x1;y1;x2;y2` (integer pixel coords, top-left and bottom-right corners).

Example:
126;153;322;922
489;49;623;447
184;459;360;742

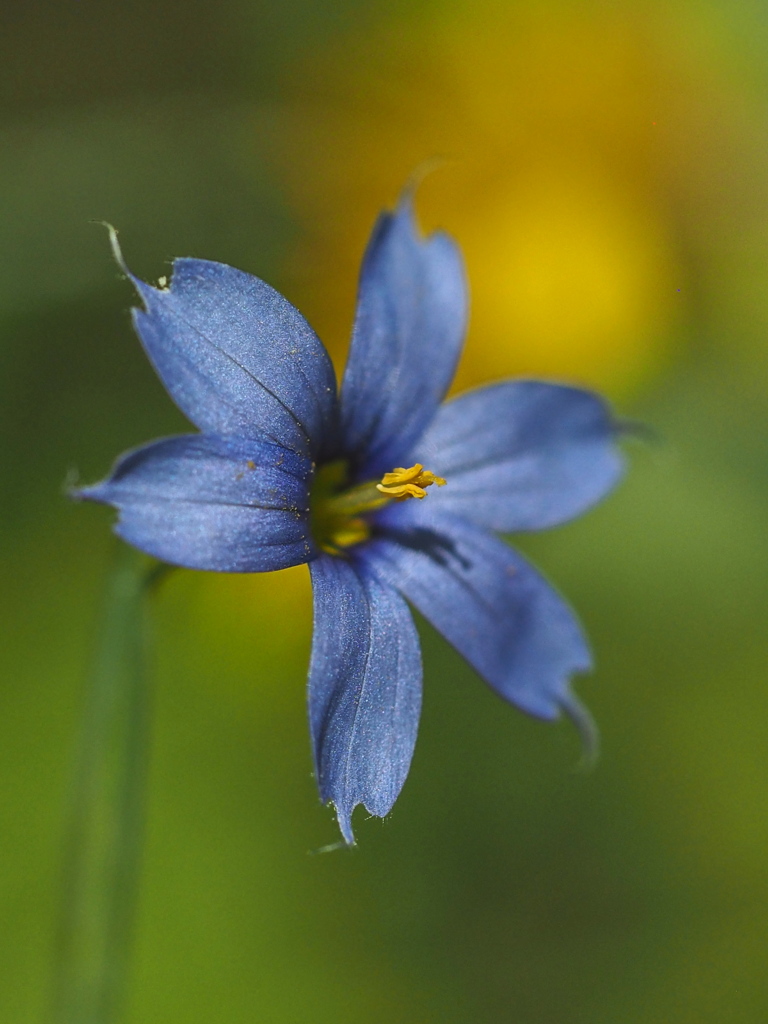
2;0;768;1021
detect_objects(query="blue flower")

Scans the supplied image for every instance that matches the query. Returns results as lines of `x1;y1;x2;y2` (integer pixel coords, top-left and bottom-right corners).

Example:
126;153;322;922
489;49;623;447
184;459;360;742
80;194;624;843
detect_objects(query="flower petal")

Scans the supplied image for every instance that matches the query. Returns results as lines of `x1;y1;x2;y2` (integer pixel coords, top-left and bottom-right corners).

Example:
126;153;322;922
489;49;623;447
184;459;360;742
308;554;422;844
340;194;468;476
79;434;315;572
123;251;338;457
364;506;591;719
412;381;624;532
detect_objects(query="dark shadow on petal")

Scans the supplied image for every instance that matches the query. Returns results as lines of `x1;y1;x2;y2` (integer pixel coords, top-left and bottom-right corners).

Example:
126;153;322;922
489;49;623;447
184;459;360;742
375;523;471;572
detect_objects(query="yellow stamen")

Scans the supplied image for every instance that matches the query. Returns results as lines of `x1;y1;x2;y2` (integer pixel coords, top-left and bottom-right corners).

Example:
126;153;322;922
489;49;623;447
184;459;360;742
310;459;447;555
376;463;447;501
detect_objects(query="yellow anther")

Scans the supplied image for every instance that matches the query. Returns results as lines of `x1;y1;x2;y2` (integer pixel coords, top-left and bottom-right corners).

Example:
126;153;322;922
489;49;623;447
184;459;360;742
376;463;447;501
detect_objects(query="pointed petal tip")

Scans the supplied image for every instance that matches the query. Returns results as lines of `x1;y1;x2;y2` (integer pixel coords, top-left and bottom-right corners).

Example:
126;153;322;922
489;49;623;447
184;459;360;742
308;840;353;856
333;802;357;846
561;693;600;773
92;220;133;280
94;220;162;310
398;158;454;214
70;480;110;505
615;417;660;446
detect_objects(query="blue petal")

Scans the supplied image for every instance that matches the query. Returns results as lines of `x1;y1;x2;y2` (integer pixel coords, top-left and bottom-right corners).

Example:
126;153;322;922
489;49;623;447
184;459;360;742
308;554;422;844
340;194;468;477
412;381;624;532
79;434;315;572
363;506;591;720
120;247;338;457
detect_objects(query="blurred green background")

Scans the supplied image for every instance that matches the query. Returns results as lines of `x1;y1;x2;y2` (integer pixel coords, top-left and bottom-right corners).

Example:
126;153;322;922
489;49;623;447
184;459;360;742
3;0;768;1021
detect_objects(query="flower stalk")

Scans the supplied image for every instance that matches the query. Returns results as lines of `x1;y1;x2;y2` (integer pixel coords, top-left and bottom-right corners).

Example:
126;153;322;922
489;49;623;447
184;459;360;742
51;543;164;1024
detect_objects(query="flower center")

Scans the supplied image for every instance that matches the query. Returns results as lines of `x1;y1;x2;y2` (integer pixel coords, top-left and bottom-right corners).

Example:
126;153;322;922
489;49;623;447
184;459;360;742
310;460;446;555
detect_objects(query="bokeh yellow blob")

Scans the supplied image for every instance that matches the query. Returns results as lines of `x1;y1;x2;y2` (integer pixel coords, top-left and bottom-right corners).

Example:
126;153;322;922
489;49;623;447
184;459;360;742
267;5;687;398
453;165;678;391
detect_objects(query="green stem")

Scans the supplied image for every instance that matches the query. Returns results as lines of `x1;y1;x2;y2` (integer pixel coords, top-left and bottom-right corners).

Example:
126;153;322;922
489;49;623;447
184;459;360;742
322;480;390;516
51;543;167;1024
